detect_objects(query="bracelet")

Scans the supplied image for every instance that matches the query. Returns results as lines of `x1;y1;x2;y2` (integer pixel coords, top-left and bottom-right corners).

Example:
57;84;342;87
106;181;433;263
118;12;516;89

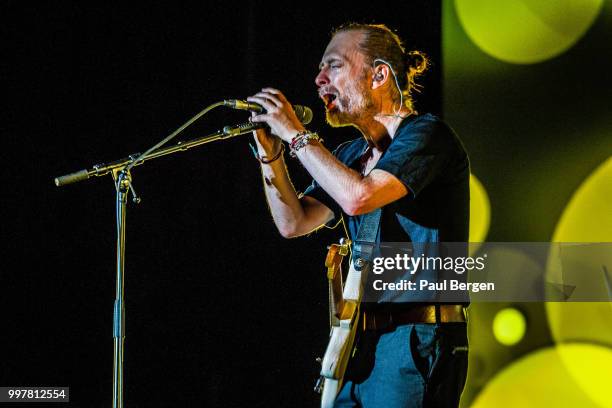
249;143;285;164
289;131;323;158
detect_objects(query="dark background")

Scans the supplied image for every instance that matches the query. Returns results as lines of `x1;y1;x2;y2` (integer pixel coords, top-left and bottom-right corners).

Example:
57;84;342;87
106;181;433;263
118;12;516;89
3;2;443;407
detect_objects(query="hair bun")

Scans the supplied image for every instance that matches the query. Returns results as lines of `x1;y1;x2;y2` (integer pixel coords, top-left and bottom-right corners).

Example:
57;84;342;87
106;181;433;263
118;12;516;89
407;50;428;75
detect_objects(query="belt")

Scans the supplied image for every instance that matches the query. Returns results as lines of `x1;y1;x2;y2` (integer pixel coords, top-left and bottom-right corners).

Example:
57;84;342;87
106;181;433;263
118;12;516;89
362;305;466;331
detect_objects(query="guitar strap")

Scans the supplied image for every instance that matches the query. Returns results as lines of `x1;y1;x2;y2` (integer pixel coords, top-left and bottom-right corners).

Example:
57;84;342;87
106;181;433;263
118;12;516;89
350;207;382;335
352;207;382;257
355;208;382;242
341;208;382;377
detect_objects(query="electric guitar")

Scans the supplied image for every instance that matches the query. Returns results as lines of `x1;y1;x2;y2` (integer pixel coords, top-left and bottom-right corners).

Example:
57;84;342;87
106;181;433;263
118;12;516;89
315;238;371;408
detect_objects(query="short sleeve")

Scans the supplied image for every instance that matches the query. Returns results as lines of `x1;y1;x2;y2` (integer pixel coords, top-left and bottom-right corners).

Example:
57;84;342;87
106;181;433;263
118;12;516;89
374;115;455;198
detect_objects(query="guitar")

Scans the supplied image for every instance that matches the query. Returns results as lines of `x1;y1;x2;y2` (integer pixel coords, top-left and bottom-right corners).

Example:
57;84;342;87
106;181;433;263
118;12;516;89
315;239;371;408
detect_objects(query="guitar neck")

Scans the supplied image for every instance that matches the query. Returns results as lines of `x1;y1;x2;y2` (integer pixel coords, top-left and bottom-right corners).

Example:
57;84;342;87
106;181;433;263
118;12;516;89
328;262;344;327
325;241;351;328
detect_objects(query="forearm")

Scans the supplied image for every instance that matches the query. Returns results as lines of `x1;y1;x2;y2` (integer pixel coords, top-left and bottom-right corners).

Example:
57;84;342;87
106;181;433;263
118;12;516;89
293;139;366;215
254;140;307;238
245;87;401;219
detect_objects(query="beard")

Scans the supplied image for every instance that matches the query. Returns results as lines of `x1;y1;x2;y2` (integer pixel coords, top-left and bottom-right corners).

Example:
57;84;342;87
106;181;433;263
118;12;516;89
325;79;375;128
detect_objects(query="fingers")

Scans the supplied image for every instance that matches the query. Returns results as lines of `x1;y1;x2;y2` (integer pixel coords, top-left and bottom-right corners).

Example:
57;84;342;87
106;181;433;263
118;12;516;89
247;90;282;109
250;114;271;123
247;88;290;110
261;87;289;104
246;88;298;142
247;95;278;111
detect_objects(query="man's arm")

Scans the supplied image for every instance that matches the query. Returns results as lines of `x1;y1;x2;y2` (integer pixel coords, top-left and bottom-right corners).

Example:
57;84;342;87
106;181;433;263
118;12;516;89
253;130;334;238
293;140;408;216
249;88;408;216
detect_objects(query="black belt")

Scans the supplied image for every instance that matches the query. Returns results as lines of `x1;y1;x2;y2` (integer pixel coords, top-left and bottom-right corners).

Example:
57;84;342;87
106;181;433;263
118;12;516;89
362;305;466;330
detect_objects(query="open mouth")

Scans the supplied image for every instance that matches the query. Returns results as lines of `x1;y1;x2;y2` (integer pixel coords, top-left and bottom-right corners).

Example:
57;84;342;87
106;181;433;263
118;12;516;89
322;93;338;110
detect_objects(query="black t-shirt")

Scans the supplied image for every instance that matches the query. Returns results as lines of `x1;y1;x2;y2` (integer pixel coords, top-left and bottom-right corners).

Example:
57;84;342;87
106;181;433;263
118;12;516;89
303;113;470;244
303;113;470;305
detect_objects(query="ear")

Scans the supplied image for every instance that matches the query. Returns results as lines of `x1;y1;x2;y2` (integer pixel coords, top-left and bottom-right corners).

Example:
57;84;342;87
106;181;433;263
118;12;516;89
372;64;390;90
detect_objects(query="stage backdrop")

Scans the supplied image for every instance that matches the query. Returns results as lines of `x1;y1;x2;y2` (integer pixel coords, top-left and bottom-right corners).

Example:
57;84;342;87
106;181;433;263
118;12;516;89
443;1;612;407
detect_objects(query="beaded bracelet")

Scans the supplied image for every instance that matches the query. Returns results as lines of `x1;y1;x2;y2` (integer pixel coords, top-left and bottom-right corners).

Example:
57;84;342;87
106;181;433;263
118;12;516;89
289;131;323;158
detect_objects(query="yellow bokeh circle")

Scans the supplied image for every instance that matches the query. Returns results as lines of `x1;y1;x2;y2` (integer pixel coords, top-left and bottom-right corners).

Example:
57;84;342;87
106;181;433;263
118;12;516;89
546;157;612;347
492;307;526;346
469;174;490;255
455;0;604;64
472;343;612;407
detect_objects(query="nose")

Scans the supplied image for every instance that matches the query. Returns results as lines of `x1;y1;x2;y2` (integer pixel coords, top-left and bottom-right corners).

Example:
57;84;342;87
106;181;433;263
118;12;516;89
315;69;329;87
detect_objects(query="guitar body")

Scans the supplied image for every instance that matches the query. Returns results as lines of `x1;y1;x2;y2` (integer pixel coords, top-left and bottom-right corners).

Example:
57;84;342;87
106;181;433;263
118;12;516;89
317;240;371;408
319;316;359;408
320;377;340;408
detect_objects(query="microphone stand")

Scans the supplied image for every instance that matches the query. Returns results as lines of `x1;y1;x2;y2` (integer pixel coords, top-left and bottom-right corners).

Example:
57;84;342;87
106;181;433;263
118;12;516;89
55;102;264;408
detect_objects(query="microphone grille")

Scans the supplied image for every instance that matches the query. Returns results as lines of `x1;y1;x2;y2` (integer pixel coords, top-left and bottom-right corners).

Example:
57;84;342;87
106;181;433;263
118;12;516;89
294;105;313;125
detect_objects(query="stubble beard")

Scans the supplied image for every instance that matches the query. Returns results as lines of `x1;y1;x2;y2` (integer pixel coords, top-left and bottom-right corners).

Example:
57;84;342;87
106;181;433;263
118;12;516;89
325;79;375;128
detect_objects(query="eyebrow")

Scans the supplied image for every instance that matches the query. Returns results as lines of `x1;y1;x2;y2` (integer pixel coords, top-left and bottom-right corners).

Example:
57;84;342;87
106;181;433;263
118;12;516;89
318;55;345;70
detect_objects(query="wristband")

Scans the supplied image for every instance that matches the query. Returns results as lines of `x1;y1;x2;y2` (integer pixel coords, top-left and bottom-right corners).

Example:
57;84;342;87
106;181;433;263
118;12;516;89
249;143;285;164
289;131;323;158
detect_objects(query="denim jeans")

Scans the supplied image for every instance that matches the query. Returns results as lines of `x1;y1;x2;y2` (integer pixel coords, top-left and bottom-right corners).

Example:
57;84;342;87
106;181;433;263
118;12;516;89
334;323;468;408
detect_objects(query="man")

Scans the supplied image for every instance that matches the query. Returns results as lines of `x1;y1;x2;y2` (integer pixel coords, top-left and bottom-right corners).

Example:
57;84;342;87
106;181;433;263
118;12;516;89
248;23;469;408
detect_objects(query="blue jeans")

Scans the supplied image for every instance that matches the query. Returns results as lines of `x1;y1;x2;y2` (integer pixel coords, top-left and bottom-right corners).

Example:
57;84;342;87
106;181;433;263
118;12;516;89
334;323;468;408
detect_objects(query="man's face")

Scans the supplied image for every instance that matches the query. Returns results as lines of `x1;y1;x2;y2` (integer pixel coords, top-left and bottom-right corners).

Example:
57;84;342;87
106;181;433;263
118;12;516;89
315;30;375;127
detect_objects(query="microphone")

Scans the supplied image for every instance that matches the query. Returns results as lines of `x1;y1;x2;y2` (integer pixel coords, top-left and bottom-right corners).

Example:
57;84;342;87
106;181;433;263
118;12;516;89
224;99;313;124
222;121;265;137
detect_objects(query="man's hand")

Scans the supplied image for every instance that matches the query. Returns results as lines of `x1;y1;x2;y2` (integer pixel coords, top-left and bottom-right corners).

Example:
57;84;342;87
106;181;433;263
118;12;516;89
251;111;282;158
247;88;306;143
